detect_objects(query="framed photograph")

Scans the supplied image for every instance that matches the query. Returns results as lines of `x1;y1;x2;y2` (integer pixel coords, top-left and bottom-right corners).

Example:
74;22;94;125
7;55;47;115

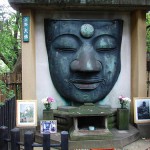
40;120;57;134
134;97;150;123
16;100;37;127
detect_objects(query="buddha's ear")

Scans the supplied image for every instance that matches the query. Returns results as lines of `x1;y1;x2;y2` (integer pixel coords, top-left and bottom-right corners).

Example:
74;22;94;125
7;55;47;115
114;19;124;45
44;19;54;53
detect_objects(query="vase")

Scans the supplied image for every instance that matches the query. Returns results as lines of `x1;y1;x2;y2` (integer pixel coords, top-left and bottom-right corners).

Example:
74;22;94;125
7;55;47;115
43;109;54;120
44;103;51;111
120;102;127;109
117;108;129;130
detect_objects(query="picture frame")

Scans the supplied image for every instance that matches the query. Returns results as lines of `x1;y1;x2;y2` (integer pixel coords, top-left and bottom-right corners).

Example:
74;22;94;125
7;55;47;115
134;97;150;123
40;120;57;134
16;100;37;127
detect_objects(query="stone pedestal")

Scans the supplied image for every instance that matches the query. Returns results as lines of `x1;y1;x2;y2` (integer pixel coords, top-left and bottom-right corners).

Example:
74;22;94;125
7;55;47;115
53;104;115;140
43;109;54;120
117;108;129;130
136;123;150;138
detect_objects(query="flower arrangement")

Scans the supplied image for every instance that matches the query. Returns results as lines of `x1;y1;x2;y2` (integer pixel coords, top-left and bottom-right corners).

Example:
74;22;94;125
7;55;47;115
41;97;55;111
118;95;131;109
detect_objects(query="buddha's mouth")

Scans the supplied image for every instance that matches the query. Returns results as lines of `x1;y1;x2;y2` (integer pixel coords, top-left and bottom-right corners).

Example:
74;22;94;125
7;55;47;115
70;79;105;90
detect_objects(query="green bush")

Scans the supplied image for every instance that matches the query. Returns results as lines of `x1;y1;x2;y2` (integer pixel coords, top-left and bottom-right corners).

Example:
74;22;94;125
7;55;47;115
0;80;15;99
0;102;4;106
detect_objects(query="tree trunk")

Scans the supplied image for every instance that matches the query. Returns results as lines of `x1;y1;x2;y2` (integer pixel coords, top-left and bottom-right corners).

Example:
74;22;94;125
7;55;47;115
13;52;22;73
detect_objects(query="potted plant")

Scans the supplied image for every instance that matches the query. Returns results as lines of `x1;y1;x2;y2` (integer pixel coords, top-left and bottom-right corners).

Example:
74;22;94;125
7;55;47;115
41;97;55;120
117;95;131;130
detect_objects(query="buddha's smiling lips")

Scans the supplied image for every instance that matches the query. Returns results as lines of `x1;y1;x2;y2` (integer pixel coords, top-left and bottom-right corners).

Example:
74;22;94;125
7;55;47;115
73;83;100;89
70;79;105;90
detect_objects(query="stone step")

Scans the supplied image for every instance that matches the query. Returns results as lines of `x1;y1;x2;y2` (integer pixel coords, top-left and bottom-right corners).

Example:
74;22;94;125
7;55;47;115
35;124;140;150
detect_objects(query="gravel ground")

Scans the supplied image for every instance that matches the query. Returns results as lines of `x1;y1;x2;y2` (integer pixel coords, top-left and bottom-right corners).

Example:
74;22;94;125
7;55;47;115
33;138;150;150
122;138;150;150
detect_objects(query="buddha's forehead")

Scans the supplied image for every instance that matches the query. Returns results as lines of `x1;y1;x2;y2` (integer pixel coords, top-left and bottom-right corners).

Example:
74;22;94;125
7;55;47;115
45;19;123;41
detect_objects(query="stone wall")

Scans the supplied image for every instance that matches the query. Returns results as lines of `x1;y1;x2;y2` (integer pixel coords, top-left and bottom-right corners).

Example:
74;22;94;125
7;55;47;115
35;11;131;120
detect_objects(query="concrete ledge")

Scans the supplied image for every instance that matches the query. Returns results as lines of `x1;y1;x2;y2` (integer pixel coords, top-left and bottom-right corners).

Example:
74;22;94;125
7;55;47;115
19;127;36;142
70;128;113;141
136;123;150;138
35;125;140;149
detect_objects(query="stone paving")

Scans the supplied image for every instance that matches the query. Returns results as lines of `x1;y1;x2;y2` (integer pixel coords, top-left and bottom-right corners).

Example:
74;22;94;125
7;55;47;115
33;138;150;150
122;138;150;150
32;124;150;150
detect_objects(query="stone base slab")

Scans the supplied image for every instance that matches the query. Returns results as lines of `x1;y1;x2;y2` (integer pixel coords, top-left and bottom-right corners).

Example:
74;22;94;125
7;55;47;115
70;128;113;141
35;124;140;149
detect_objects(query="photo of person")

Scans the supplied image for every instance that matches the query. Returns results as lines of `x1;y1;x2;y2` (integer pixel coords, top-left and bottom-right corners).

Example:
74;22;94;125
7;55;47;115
40;120;57;134
137;101;150;120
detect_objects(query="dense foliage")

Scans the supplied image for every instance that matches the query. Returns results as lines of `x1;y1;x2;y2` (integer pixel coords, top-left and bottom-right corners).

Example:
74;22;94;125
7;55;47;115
0;4;21;99
0;80;14;99
146;12;150;53
0;4;21;73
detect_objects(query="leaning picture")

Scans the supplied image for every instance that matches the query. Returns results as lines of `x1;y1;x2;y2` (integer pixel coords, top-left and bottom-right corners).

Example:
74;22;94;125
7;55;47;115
16;100;37;127
134;97;150;123
40;120;57;134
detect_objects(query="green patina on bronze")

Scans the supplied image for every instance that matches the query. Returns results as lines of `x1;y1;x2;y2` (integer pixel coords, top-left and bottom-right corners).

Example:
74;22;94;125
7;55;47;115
80;24;94;38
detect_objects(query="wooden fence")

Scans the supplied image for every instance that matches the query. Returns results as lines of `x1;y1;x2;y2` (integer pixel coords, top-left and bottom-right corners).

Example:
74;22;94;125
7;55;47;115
0;97;16;132
0;126;69;150
0;73;22;102
147;52;150;96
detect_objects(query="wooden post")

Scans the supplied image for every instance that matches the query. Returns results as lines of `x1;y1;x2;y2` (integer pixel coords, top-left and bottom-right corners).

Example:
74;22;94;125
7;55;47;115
8;100;11;131
10;97;16;130
131;10;147;122
24;131;34;150
43;133;50;150
11;128;20;150
0;126;8;150
3;105;6;127
0;106;3;127
1;106;4;126
5;100;9;128
21;9;36;100
61;131;69;150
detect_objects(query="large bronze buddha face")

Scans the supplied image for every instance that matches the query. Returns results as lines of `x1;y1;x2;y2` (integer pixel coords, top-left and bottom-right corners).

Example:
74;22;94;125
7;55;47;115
45;19;123;103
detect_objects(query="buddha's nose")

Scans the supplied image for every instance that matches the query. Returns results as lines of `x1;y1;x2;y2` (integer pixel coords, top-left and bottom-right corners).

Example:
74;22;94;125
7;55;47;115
70;45;102;72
